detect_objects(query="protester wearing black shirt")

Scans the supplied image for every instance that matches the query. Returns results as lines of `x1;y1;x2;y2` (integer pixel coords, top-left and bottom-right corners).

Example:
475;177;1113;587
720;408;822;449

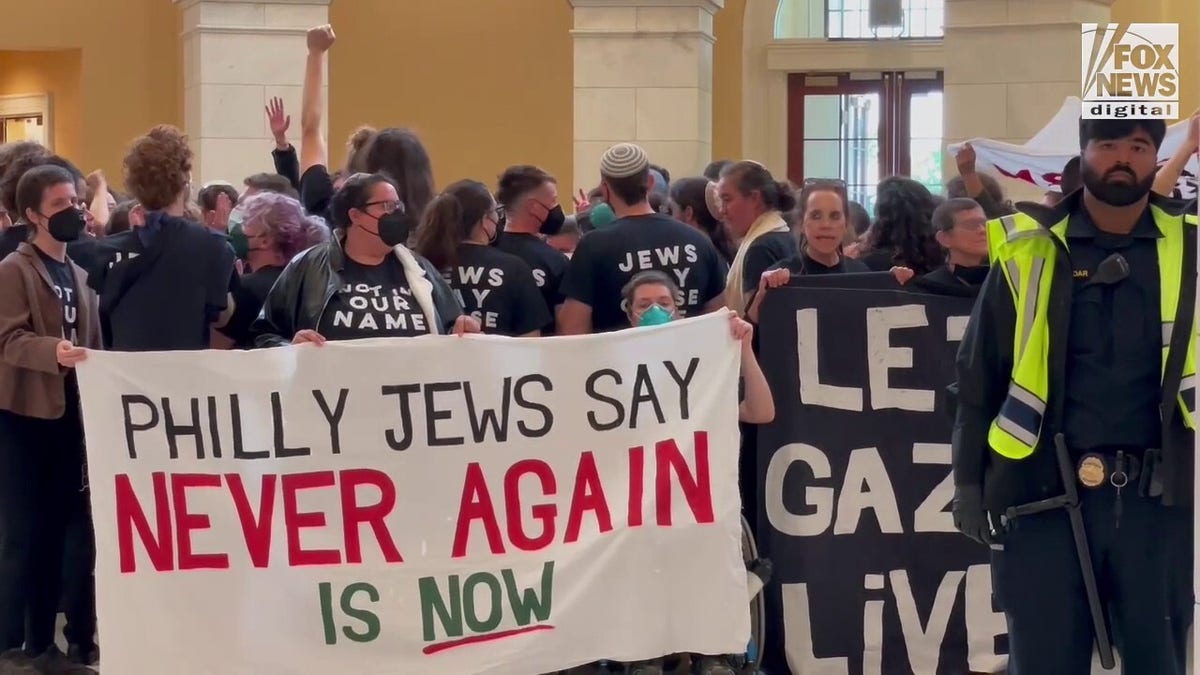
495;164;570;332
297;26;433;235
559;144;727;334
254;172;477;346
746;182;912;323
0;166;100;671
218;191;328;347
416;180;550;336
85;126;237;351
716;162;801;315
918;197;989;294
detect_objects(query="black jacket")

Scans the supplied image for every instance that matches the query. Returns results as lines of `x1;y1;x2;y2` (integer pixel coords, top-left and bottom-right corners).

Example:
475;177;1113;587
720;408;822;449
951;191;1197;510
251;237;463;347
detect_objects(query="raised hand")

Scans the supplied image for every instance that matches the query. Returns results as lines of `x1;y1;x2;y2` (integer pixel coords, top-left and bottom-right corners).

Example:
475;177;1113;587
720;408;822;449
306;24;336;53
266;96;291;148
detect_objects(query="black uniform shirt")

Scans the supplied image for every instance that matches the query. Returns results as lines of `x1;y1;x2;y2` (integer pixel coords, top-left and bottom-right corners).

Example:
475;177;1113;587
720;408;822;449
1062;207;1162;452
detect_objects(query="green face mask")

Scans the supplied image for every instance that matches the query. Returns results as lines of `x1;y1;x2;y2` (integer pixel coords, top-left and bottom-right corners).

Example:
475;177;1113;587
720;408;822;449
637;304;674;327
589;203;616;229
227;219;249;260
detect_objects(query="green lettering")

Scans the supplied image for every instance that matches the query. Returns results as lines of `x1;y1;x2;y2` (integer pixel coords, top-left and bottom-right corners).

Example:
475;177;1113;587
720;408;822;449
503;561;554;625
340;582;381;643
318;582;337;645
462;572;503;633
419;575;463;641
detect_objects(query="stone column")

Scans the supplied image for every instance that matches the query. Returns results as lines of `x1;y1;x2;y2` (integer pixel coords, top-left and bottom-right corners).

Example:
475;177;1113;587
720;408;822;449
943;0;1113;201
176;0;331;185
569;0;723;192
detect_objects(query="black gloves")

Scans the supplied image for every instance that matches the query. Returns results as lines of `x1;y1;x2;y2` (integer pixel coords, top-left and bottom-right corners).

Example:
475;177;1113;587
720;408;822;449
952;484;999;546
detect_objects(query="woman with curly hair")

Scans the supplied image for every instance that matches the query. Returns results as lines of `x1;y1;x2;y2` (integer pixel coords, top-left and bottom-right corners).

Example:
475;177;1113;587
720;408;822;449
858;176;945;275
86;125;237;351
218;192;329;347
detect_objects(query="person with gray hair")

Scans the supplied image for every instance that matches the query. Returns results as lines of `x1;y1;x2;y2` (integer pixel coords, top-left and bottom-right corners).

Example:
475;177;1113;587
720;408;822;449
920;197;989;291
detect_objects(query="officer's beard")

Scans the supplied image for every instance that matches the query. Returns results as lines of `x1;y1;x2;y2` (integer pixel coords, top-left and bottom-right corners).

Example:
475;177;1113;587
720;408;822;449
1081;162;1154;207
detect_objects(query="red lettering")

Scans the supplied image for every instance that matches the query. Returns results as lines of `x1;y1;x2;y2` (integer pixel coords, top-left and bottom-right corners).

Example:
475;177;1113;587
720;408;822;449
563;451;612;543
627;446;644;528
504;460;557;551
655;431;714;525
116;473;174;573
171;473;229;570
451;463;505;558
226;474;277;568
993;166;1036;185
340;469;403;564
281;472;341;566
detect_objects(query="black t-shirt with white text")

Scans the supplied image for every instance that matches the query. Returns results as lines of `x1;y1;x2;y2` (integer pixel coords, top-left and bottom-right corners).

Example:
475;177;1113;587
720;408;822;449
443;243;550;336
87;212;236;351
560;213;728;332
318;256;431;340
36;247;79;344
495;232;568;331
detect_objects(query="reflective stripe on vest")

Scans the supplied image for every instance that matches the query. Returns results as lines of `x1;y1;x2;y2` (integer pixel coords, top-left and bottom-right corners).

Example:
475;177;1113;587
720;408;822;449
984;209;1197;461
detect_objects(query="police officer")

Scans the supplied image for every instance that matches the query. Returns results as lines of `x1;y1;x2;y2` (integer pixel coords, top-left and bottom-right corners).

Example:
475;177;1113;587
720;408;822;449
951;116;1196;674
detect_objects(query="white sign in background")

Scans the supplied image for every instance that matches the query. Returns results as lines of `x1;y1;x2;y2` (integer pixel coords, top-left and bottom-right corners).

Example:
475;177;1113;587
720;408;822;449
76;314;748;675
949;96;1197;198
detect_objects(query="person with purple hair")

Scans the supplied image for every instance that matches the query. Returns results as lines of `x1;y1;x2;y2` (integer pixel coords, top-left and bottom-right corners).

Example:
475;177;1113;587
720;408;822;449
217;191;328;347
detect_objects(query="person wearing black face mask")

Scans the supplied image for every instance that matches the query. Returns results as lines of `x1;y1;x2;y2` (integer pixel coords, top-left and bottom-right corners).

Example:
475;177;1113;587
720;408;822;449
253;172;479;346
952;116;1197;675
495;165;571;333
0;166;102;672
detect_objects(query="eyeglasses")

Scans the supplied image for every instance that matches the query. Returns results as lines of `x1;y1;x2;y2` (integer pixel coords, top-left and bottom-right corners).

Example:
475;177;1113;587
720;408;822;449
363;200;404;214
802;178;848;190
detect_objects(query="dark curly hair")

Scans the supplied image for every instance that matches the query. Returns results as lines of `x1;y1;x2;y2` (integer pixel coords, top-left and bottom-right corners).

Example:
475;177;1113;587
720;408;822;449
866;176;944;275
124;125;193;211
360;128;435;222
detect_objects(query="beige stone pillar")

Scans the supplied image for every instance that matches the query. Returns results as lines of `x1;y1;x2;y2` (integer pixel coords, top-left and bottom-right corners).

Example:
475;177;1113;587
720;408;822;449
176;0;331;185
943;0;1114;200
569;0;723;193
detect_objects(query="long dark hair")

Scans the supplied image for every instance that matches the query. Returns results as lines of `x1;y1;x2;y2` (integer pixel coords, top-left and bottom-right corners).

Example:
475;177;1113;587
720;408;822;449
361;128;435;222
414;180;494;270
670;177;735;263
867;176;943;274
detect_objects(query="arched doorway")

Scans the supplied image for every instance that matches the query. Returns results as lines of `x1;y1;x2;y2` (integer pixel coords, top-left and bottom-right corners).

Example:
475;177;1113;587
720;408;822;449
742;0;945;210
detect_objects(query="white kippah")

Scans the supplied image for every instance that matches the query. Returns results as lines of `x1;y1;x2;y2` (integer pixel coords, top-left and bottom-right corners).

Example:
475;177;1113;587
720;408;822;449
600;143;649;179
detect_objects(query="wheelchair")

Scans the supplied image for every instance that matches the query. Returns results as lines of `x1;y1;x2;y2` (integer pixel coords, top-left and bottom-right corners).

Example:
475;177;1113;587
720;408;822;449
560;515;770;675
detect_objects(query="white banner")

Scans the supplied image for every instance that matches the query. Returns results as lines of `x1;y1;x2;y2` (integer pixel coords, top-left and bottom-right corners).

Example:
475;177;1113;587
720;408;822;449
949;96;1197;198
76;314;748;675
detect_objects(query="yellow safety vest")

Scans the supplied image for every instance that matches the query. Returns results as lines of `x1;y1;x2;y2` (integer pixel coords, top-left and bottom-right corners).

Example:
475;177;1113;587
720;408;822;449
985;207;1198;460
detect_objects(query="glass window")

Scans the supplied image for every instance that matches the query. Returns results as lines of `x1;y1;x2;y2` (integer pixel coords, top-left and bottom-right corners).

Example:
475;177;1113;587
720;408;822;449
908;90;944;198
775;0;944;40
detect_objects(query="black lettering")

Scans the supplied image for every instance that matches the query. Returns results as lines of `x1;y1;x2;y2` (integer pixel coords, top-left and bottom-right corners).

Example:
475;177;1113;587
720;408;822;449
206;396;223;459
121;394;158;460
585;369;625;431
313;388;350;455
162;397;205;460
271;391;311;458
463;379;510;443
382;384;421;451
514;374;553;437
664;357;699;420
229;393;264;460
629;364;665;429
425;382;464;446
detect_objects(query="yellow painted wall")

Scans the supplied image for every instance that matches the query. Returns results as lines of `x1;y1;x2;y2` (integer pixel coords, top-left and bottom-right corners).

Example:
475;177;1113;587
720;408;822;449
0;0;179;184
0;51;83;162
1113;0;1198;116
713;0;747;163
328;0;574;192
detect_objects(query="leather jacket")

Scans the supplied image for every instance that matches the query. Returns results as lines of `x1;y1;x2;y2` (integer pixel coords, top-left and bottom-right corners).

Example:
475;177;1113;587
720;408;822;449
252;237;462;347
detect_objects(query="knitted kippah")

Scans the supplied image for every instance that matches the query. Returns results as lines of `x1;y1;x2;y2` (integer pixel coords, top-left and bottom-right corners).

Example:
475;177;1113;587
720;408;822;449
599;143;649;179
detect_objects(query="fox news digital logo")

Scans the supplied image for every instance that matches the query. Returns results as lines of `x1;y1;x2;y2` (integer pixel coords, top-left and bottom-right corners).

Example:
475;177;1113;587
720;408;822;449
1082;23;1179;120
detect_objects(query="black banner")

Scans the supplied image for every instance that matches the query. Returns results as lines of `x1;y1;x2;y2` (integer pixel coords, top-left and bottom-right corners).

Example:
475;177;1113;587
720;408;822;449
755;275;1009;675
